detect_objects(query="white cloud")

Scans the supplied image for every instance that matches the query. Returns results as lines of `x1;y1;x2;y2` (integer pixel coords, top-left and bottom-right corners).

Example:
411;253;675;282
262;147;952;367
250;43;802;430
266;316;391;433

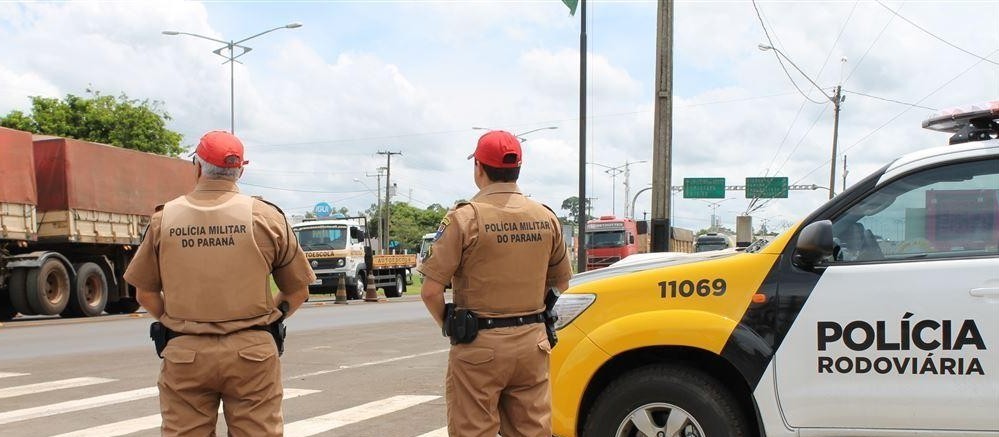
0;0;995;235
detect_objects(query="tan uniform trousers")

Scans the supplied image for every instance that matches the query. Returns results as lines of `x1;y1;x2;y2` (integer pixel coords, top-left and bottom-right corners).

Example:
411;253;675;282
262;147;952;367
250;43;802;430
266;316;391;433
446;323;552;437
158;329;283;436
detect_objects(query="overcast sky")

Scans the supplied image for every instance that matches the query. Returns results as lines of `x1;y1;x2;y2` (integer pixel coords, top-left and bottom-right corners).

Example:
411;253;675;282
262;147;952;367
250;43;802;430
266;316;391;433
2;1;996;234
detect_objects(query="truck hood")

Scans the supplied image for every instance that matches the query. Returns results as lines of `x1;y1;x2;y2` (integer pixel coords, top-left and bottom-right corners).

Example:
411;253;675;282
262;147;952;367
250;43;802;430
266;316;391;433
569;250;739;288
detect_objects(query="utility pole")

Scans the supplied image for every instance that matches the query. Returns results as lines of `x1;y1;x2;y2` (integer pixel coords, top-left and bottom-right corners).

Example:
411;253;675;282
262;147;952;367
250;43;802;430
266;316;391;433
829;85;843;199
378;151;402;253
576;0;588;273
650;0;674;252
365;168;386;251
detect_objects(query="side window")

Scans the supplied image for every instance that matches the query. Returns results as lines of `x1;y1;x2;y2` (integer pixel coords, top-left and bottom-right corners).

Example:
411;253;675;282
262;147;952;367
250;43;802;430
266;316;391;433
830;158;998;262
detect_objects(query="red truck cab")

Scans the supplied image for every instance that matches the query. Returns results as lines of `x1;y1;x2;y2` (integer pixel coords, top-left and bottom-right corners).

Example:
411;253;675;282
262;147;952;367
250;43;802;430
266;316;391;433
584;216;638;270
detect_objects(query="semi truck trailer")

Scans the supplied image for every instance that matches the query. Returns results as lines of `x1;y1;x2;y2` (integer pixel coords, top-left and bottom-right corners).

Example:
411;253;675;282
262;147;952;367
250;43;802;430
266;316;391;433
0;127;194;320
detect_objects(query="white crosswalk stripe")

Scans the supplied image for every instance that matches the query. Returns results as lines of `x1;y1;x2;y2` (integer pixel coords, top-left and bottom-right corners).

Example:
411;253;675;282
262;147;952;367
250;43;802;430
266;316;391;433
50;388;320;437
284;395;441;437
0;377;114;400
0;372;447;436
0;387;158;426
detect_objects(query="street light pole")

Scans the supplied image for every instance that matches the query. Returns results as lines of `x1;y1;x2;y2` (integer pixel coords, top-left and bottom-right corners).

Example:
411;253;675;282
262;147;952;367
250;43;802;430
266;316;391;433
758;44;844;199
162;22;302;134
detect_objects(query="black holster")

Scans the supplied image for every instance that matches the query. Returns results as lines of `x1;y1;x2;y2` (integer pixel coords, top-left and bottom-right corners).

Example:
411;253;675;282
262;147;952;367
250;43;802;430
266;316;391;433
269;301;289;356
543;287;561;348
442;303;478;345
149;321;174;358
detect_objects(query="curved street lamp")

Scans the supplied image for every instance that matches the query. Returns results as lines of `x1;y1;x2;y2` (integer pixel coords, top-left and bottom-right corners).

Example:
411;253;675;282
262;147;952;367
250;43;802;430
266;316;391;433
162;22;303;134
758;43;844;200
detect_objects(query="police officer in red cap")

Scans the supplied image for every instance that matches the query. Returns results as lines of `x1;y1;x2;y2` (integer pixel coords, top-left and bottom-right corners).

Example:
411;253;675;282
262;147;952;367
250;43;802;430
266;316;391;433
419;130;572;436
125;130;315;436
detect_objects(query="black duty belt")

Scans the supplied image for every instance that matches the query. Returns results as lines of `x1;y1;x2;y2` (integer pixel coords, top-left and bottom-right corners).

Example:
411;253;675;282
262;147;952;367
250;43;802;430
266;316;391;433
478;313;546;330
166;324;269;340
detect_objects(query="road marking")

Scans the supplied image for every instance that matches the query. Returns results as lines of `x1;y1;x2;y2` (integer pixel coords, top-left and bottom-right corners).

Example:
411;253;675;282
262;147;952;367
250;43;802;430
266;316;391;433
50;388;320;437
287;349;448;380
0;387;158;425
415;427;449;437
0;377;114;400
0;372;28;379
284;395;440;436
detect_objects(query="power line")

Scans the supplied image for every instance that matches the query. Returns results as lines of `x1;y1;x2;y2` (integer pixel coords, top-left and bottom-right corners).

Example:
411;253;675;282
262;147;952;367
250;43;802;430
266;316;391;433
752;0;827;104
844;0;903;85
844;90;937;111
790;48;999;186
875;0;999;66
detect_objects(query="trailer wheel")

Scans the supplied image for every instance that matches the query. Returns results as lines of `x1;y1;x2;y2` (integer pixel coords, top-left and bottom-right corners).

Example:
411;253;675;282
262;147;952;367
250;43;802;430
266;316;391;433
63;263;108;318
25;259;71;315
6;269;35;316
383;273;404;298
105;298;141;314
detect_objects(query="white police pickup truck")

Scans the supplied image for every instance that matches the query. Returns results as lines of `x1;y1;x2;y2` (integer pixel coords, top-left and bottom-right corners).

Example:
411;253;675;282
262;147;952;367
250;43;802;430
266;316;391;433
549;102;999;437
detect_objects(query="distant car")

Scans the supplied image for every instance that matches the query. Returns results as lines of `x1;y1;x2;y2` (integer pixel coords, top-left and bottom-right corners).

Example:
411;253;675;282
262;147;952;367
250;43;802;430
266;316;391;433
550;101;999;436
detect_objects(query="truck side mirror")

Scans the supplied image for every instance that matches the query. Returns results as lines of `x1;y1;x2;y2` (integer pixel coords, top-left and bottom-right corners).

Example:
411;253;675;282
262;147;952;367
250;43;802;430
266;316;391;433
629;234;635;244
793;220;834;269
350;228;366;241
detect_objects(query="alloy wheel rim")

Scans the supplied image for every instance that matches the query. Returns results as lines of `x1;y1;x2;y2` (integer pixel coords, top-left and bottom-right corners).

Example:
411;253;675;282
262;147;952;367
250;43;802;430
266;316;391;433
613;402;704;437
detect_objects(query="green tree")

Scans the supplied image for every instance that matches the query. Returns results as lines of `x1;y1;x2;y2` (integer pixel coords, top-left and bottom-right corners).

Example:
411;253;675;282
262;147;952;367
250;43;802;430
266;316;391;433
365;202;447;252
0;88;184;156
561;196;579;223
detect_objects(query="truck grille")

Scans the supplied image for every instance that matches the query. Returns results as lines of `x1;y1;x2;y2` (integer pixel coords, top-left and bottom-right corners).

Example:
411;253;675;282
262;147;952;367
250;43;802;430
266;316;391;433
311;257;345;270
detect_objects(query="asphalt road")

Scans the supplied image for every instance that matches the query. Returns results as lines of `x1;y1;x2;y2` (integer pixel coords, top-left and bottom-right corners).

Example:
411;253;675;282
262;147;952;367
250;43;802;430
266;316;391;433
0;295;454;437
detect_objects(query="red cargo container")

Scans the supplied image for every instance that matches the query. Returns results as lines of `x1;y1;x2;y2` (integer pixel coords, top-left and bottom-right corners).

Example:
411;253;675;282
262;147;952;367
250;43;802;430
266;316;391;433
33;137;193;216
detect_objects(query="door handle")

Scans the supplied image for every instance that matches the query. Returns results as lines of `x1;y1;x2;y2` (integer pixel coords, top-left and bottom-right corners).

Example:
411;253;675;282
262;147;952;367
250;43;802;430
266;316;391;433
969;287;999;298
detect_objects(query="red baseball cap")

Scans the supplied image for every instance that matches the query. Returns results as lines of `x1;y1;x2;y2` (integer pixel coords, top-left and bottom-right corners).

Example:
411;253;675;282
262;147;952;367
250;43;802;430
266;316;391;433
193;131;248;168
467;130;522;168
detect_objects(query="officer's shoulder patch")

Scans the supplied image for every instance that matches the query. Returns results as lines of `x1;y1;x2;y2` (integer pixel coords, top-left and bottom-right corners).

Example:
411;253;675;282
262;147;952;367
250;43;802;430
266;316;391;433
433;216;451;241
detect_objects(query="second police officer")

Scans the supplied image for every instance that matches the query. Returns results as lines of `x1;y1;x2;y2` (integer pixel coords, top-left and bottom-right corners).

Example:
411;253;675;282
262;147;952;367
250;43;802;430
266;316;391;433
419;130;572;437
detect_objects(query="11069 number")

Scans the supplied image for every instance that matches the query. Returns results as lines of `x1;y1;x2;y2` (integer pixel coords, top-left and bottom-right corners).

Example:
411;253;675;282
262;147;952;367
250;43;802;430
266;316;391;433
658;279;727;298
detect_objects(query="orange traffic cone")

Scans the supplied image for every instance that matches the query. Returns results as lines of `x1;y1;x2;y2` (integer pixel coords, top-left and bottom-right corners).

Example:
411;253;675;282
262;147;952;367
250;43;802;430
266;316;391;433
334;275;348;304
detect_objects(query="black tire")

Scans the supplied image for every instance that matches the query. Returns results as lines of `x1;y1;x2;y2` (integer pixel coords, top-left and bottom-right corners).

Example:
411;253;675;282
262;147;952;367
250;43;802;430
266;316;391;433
63;262;108;318
25;260;71;315
105;298;141;314
7;269;35;316
346;274;365;300
383;273;404;298
582;364;750;437
0;287;16;320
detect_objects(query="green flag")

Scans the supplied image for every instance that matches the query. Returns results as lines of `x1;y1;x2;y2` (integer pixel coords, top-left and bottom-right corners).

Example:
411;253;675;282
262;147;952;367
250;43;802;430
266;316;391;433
562;0;578;16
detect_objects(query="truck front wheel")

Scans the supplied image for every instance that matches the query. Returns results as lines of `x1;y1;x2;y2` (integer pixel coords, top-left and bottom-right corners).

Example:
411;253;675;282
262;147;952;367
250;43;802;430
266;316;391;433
383;273;404;298
582;364;751;437
25;259;71;316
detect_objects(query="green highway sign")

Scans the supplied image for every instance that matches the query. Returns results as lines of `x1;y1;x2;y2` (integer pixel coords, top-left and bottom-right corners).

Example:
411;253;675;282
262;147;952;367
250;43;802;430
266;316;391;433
746;177;789;198
683;178;726;199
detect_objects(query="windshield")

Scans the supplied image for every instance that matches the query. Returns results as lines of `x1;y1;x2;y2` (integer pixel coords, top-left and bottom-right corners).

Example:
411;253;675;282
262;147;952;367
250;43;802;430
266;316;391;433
294;225;349;250
695;236;729;252
586;230;626;248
